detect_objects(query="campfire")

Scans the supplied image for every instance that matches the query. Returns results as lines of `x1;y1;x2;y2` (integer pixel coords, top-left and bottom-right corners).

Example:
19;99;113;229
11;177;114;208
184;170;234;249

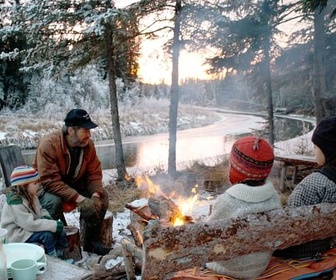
126;176;207;246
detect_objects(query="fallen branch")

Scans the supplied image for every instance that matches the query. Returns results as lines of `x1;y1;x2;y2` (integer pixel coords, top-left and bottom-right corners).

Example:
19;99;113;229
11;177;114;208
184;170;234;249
121;237;143;280
125;203;156;221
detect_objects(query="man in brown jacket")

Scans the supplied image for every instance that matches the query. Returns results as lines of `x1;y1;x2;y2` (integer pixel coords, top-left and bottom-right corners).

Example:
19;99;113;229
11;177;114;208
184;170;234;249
33;108;111;255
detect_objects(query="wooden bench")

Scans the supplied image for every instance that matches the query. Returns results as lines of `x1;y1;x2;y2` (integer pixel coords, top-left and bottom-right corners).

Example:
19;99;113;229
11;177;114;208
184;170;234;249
0;145;25;189
137;203;336;279
275;154;318;192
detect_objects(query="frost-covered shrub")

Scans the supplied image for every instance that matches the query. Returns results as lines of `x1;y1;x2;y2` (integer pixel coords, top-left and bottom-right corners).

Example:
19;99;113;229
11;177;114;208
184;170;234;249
69;65;109;111
25;65;109;119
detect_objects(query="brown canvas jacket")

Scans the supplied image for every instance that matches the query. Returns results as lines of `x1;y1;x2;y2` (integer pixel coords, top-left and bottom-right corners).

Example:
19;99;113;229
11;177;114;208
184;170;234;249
33;130;103;203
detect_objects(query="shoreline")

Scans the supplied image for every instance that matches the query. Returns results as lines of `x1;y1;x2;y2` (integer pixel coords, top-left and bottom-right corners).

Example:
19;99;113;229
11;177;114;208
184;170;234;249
17;110;316;178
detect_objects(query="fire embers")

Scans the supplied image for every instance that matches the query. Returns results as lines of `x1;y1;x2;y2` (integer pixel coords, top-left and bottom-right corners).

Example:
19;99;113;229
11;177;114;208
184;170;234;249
128;176;210;245
126;195;195;245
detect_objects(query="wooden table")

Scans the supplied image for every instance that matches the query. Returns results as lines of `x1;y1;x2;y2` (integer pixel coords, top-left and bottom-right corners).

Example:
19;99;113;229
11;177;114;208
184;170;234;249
37;256;93;280
275;154;318;192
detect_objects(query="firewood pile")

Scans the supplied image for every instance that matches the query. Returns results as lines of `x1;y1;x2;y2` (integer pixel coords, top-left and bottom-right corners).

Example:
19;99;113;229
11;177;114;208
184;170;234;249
120;194;194;280
127;194;193;244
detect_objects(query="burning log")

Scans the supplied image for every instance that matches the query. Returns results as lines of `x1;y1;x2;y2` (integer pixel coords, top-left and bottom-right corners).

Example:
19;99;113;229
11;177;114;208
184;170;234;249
148;195;181;221
124;195;195;278
127;203;153;247
141;203;336;279
126;195;194;246
147;195;193;225
126;194;194;229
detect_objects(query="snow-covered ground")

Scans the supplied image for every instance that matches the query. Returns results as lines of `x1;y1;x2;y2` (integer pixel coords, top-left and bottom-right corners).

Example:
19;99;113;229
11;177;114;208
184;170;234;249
273;114;316;156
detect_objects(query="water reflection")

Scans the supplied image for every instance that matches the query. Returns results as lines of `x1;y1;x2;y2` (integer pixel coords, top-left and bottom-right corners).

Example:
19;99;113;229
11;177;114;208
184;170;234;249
95;117;313;170
96;135;237;170
23;115;314;171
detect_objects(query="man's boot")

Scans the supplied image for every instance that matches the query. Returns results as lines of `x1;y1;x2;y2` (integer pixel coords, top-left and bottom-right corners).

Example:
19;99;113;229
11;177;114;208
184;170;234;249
85;240;111;256
82;221;112;256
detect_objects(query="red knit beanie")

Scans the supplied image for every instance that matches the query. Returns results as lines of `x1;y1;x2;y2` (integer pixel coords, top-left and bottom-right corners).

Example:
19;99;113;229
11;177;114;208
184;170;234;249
229;136;274;184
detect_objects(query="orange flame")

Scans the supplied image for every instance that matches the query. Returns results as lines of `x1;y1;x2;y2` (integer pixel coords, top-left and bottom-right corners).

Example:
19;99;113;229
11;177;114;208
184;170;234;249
135;177;205;227
171;185;200;226
135;175;165;198
124;172;132;181
173;216;184;226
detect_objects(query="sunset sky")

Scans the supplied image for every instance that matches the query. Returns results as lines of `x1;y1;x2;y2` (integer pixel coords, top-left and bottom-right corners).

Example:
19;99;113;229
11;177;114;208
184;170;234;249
114;0;218;84
115;0;305;85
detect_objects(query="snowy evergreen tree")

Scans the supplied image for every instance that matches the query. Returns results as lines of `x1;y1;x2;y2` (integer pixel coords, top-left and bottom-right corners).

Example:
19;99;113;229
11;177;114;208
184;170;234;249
12;0;142;180
0;1;31;109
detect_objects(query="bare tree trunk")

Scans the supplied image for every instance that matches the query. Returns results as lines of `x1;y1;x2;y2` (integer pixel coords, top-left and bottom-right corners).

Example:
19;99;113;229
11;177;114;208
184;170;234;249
263;39;275;146
106;29;127;181
168;0;182;178
262;0;275;146
313;8;326;123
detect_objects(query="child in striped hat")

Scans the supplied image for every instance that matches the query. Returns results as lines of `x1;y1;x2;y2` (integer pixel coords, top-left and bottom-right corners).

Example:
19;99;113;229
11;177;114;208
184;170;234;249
1;165;68;258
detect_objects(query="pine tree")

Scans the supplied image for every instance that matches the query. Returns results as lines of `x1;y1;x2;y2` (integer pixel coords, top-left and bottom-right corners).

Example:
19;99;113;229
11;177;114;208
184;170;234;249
18;0;142;180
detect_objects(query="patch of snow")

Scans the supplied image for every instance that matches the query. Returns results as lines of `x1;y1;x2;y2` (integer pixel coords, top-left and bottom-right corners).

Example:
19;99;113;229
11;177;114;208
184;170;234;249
129;122;144;133
105;256;124;270
128;198;148;208
0;132;6;140
23;130;37;137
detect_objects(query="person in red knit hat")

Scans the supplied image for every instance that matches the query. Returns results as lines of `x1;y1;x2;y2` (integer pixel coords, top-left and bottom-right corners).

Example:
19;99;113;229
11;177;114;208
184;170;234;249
206;136;282;279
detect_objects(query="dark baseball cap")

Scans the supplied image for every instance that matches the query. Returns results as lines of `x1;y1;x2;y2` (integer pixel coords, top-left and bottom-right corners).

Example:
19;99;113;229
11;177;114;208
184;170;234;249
64;109;98;129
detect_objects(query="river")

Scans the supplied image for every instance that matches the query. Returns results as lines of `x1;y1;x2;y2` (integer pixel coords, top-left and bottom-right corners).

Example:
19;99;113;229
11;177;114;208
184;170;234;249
22;112;315;172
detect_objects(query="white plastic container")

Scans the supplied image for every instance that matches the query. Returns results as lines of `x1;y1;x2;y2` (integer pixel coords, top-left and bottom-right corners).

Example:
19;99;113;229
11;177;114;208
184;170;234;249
0;240;7;280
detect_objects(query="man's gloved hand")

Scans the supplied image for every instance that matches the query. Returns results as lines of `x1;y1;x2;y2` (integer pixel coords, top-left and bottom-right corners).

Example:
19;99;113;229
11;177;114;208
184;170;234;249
77;198;99;223
92;196;103;213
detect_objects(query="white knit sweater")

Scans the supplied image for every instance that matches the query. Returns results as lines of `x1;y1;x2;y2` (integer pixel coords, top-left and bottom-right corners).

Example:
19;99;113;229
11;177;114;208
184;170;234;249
1;194;59;243
206;180;282;279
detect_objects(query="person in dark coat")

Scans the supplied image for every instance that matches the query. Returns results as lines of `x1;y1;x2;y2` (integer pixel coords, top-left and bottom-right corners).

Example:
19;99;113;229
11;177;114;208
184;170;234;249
274;115;336;259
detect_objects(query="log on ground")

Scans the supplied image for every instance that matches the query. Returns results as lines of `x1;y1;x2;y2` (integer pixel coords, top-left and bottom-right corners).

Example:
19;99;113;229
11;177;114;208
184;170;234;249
80;210;114;248
141;203;336;279
64;225;82;261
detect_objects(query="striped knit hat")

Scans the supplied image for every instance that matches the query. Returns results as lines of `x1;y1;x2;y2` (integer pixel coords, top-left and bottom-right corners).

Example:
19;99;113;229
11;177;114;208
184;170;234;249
229;136;274;184
10;165;39;187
